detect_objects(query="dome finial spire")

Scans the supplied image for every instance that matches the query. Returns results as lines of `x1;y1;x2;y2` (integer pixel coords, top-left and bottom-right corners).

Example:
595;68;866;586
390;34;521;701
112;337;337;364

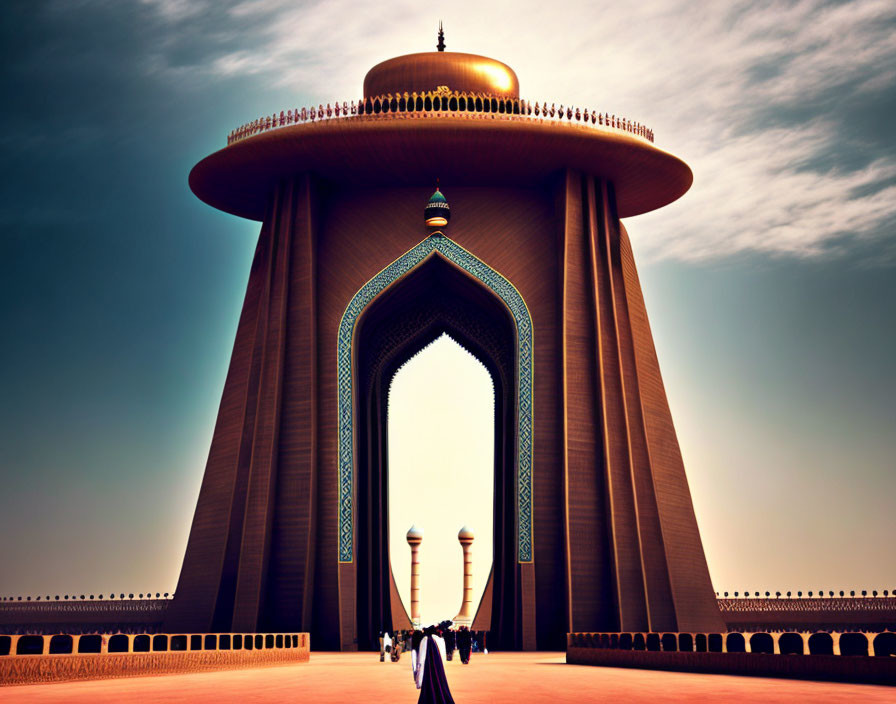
437;21;446;52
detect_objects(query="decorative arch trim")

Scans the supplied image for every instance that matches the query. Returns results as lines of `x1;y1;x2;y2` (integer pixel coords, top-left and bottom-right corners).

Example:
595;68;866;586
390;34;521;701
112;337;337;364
337;232;534;564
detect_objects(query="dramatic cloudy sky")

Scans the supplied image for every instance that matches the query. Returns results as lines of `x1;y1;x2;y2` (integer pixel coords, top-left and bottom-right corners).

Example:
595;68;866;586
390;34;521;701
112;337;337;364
1;0;894;618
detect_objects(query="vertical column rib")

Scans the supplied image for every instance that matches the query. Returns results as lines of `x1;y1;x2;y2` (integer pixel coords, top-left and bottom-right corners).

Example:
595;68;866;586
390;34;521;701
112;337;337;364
616;223;725;632
265;174;319;633
232;182;293;630
560;170;613;632
609;213;677;631
587;176;648;631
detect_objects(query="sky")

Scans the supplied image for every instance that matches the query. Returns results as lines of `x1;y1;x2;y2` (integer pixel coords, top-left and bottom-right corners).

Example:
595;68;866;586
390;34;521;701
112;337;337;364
1;0;894;617
389;335;494;626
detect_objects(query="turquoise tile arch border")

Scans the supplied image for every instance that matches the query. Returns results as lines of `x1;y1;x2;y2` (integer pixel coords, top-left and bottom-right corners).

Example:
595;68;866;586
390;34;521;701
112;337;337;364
337;232;534;564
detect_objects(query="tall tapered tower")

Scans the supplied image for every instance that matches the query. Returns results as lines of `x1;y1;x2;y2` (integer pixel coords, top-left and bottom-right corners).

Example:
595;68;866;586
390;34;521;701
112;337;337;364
406;525;423;627
164;31;724;651
454;526;475;627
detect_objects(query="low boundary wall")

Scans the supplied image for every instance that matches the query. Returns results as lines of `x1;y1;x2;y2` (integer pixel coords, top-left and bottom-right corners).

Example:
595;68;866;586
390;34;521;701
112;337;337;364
0;598;167;634
0;632;309;686
719;596;896;632
567;632;896;685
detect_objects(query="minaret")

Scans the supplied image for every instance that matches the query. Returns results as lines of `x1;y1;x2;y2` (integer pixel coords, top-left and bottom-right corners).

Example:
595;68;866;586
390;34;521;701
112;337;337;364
406;525;423;627
454;525;475;627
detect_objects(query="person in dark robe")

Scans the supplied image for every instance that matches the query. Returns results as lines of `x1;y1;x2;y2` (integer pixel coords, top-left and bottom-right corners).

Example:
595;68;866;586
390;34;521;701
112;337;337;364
412;626;455;704
456;625;472;664
444;628;456;661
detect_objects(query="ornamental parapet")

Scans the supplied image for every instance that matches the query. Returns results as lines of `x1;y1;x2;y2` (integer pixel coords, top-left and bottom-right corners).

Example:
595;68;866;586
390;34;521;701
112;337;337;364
566;631;896;685
0;599;169;615
567;630;896;656
718;597;896;613
225;90;655;147
0;632;309;686
0;598;171;635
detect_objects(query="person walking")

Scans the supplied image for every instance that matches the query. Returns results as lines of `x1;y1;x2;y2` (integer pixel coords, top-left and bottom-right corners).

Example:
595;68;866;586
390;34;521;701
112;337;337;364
391;631;402;662
444;628;456;661
383;630;393;662
411;626;455;704
456;625;472;665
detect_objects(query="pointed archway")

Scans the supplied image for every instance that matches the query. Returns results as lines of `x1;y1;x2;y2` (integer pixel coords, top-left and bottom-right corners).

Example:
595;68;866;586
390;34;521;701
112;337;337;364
337;233;534;649
387;333;495;629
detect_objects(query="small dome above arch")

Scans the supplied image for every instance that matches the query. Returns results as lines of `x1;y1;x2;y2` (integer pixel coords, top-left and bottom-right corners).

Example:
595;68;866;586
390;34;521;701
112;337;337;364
425;187;450;228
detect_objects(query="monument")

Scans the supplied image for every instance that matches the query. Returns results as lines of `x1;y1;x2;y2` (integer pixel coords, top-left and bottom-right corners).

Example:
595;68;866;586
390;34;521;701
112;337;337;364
163;30;725;651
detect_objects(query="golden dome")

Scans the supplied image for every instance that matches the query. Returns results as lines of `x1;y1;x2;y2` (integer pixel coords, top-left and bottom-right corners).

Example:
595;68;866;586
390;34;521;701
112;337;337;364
363;52;519;99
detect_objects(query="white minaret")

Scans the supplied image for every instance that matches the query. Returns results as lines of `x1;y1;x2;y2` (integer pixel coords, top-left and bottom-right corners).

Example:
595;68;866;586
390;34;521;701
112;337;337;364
453;525;475;627
406;524;423;627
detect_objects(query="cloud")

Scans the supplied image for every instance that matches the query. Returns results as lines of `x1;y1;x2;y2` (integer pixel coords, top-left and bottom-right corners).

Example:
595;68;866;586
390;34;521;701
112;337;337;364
140;0;209;21
138;0;896;262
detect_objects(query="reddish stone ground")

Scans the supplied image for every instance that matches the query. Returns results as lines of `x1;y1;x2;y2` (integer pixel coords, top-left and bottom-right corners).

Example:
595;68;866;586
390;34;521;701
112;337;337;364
3;652;893;703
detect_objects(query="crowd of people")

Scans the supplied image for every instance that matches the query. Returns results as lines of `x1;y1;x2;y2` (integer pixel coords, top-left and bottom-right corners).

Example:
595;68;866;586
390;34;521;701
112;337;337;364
377;624;490;703
379;625;487;664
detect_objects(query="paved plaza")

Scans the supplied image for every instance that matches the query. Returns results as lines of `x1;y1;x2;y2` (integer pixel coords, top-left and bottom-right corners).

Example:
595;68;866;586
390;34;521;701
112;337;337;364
3;652;893;703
